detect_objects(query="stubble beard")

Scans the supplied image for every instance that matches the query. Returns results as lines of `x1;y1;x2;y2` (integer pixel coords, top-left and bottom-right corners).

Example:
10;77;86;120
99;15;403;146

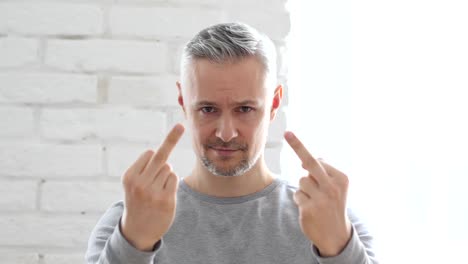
200;140;262;177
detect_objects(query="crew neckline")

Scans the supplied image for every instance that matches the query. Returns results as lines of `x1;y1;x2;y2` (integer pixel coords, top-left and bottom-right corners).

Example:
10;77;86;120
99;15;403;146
179;177;282;205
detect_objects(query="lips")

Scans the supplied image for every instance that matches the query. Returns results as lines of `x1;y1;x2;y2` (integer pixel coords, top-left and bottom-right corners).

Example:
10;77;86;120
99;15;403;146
211;147;238;157
213;148;237;151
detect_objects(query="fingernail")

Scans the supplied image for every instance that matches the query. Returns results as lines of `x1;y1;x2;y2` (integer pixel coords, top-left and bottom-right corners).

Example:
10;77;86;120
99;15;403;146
284;131;294;140
175;123;185;132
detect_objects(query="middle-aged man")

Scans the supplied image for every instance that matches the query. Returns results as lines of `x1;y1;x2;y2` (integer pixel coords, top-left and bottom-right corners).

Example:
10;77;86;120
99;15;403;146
86;22;378;263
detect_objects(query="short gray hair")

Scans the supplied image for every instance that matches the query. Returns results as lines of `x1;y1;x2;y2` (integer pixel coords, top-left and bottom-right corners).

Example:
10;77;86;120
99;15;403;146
180;22;277;87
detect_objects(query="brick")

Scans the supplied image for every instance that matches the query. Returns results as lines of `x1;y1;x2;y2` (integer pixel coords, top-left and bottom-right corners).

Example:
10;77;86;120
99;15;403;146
41;108;166;142
43;254;85;264
172;43;185;75
0;251;39;264
41;181;122;213
0;3;103;35
226;10;290;40
223;0;287;10
0;180;37;211
0;106;35;137
0;142;102;177
0;73;97;103
0;214;97;248
0;37;38;68
109;6;223;38
108;75;179;107
163;0;218;5
45;39;167;73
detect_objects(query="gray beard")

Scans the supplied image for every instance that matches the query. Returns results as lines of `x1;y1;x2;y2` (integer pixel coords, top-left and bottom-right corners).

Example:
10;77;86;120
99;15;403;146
201;152;260;177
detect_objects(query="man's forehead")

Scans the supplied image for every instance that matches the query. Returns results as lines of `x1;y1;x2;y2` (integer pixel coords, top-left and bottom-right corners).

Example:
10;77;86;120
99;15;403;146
193;99;261;107
190;58;265;85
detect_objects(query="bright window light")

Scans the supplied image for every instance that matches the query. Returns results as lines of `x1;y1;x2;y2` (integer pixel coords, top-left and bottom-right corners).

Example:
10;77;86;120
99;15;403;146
284;0;468;263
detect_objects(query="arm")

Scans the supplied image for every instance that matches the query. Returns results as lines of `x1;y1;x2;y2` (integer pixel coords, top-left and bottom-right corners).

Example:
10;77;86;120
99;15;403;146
284;131;378;263
86;124;184;263
311;209;379;264
85;201;160;264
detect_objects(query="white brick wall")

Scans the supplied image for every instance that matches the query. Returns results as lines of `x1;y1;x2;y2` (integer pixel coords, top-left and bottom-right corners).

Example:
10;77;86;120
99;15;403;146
109;6;224;38
40;107;166;142
45;39;168;73
0;37;38;68
108;75;180;107
0;106;35;137
0;73;97;103
0;0;289;262
0;3;103;36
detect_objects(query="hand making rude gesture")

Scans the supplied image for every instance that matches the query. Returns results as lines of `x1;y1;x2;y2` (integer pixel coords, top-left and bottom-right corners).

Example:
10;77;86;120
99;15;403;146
284;131;352;257
120;124;185;251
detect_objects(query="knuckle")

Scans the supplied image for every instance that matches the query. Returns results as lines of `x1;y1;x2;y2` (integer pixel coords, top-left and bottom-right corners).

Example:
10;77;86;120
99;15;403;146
160;163;171;173
299;176;309;188
144;149;155;157
129;183;147;198
327;185;340;199
293;191;301;201
341;174;350;187
122;171;134;187
151;195;171;209
300;203;313;217
168;172;177;180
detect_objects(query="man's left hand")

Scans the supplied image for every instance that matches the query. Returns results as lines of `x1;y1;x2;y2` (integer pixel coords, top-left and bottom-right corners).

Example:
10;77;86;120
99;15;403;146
284;131;352;257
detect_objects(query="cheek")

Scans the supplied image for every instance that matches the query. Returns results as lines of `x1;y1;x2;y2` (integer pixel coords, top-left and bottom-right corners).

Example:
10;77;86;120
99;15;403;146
190;122;212;144
245;117;269;143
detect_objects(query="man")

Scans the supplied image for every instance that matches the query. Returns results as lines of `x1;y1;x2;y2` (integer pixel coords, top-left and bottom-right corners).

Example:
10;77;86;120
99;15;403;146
86;22;377;263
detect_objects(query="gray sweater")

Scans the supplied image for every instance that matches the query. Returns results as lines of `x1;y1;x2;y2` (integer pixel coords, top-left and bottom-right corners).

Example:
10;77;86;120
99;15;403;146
86;178;378;264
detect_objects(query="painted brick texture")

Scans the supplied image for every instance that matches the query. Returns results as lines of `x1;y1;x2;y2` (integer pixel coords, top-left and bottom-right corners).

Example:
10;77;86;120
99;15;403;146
0;1;289;262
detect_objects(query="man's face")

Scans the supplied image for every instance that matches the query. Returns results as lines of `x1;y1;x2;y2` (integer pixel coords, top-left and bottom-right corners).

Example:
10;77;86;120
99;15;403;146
178;57;281;177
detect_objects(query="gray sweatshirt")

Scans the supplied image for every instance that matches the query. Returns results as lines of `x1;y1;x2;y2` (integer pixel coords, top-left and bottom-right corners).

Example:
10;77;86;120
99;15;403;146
86;178;378;264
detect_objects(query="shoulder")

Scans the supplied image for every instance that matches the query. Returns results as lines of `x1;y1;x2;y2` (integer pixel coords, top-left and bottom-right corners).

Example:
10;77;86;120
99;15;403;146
274;177;299;195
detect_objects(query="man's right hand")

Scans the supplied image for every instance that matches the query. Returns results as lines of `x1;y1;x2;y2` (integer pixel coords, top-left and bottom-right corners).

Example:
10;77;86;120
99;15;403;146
120;123;185;251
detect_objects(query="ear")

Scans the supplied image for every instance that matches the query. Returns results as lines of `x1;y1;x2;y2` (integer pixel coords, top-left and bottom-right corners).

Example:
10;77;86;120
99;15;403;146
270;84;283;121
176;81;187;116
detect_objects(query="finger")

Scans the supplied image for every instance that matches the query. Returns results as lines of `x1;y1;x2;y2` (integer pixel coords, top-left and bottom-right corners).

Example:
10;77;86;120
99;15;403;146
164;173;179;193
284;131;329;184
318;160;344;178
319;160;350;186
293;190;309;206
124;150;154;179
153;123;185;164
298;176;318;197
152;163;172;191
140;124;184;182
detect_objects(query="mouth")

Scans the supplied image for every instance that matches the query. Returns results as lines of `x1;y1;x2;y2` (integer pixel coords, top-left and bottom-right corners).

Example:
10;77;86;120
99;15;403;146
210;147;239;156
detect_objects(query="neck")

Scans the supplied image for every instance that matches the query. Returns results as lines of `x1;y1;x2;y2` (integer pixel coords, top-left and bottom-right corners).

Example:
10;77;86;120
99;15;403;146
183;155;275;197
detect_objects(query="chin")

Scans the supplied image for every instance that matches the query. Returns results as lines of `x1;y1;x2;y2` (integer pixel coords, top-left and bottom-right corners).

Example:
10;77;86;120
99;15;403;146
201;156;252;177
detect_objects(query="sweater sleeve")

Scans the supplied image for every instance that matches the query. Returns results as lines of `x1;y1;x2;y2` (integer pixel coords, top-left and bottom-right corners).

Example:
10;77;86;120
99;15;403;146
311;209;379;264
85;201;162;264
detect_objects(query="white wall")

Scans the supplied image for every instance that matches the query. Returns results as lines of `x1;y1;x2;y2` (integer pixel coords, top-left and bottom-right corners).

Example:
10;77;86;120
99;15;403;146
0;1;290;262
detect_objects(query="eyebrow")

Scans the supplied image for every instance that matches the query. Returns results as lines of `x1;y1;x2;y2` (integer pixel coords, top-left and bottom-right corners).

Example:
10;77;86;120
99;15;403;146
194;100;259;108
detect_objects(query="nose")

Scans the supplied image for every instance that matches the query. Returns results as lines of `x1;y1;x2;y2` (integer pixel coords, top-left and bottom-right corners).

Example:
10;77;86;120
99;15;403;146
215;115;238;142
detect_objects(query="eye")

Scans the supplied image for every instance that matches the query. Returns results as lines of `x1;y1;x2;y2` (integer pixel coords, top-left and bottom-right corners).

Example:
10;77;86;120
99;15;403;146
238;106;253;113
200;106;217;113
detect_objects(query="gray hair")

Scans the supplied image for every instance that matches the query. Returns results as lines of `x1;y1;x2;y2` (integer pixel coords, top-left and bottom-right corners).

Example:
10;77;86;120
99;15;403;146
180;22;277;87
